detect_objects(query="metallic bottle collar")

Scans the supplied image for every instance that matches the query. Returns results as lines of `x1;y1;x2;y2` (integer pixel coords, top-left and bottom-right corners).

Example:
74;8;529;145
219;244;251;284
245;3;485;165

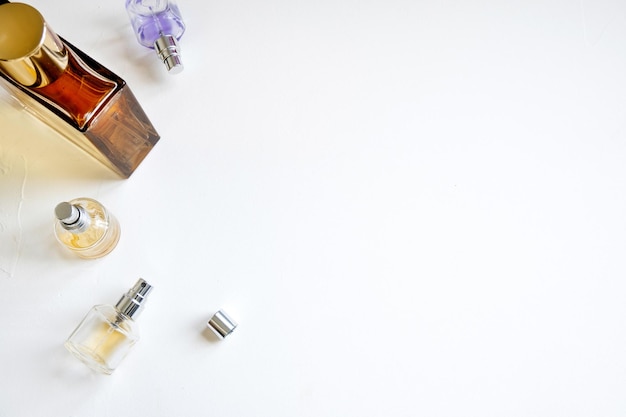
115;279;153;319
0;3;68;87
154;34;183;74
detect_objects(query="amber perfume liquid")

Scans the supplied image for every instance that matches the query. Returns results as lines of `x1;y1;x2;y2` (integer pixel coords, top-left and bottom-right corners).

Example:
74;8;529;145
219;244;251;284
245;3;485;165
54;198;121;259
36;47;117;128
0;3;159;178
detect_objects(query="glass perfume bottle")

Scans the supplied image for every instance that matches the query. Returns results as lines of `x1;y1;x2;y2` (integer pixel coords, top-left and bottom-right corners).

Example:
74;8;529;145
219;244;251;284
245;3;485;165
0;2;160;178
54;198;121;259
126;0;186;74
65;279;153;375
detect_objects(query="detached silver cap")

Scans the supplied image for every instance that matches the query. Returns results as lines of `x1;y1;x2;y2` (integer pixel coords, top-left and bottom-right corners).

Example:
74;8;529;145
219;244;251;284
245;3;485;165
55;202;90;233
207;310;237;339
154;34;183;74
115;279;153;319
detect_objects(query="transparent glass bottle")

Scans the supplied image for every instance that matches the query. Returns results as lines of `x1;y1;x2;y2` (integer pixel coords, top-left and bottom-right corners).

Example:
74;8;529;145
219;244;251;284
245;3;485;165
65;279;153;375
0;3;160;178
54;198;121;259
126;0;186;73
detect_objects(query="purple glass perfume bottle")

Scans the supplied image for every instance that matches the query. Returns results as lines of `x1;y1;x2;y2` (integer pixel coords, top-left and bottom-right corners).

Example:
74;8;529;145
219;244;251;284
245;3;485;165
126;0;186;74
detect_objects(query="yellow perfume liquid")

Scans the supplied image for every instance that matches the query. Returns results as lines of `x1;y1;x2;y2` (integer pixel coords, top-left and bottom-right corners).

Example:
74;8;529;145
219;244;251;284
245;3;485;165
54;197;120;259
65;279;153;375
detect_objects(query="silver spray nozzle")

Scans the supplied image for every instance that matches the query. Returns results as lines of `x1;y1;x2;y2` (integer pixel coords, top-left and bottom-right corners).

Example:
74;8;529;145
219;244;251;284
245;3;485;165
115;278;153;319
154;34;183;74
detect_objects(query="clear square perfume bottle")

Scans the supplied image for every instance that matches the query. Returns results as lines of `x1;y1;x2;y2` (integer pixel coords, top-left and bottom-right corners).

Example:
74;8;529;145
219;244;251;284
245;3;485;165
0;2;159;178
65;279;153;375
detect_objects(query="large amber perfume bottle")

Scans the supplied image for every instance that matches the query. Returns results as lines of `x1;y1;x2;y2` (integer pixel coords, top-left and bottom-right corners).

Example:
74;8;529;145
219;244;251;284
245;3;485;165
65;279;153;375
0;2;159;178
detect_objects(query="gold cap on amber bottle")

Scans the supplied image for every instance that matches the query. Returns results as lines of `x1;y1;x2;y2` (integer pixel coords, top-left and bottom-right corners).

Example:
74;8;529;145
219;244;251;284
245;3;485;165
0;2;68;88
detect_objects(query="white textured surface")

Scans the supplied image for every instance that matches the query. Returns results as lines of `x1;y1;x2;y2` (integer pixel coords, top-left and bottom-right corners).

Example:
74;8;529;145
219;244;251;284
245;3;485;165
1;0;626;415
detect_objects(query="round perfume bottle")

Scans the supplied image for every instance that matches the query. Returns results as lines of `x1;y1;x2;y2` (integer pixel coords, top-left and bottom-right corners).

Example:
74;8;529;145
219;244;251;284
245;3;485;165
54;197;121;259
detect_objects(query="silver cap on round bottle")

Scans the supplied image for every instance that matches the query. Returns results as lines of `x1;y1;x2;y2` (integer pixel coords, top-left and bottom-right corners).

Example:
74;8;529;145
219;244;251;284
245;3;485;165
55;202;91;233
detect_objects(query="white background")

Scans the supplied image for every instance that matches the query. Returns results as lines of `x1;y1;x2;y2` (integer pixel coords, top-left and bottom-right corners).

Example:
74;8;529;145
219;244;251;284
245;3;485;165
1;0;626;415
